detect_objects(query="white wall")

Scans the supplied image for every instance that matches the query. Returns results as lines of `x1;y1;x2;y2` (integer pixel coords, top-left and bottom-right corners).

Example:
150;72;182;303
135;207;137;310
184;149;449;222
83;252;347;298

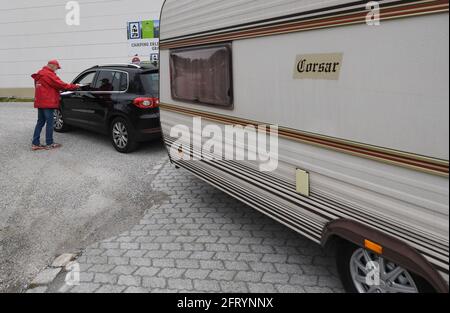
0;0;164;90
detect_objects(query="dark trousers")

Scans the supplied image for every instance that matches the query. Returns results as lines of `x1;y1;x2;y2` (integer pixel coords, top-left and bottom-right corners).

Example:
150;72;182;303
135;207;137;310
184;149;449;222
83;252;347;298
32;109;55;146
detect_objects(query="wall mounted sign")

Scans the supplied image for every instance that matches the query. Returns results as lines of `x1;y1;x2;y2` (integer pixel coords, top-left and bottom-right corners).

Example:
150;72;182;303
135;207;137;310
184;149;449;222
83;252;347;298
294;53;344;80
127;20;160;62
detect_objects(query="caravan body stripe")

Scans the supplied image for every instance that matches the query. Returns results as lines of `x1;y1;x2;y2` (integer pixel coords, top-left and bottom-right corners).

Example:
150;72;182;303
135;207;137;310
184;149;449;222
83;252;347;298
160;103;449;177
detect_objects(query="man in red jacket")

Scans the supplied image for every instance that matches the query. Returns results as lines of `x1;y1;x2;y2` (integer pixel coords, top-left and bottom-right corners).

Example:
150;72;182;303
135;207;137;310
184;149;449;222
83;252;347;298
31;60;79;151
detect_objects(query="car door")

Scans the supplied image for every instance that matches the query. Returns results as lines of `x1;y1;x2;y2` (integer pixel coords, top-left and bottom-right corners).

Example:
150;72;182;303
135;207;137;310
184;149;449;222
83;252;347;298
89;70;129;130
61;71;98;127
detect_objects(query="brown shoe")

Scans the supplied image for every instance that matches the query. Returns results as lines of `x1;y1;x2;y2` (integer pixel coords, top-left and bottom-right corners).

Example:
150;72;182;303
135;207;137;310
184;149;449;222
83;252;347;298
46;143;62;150
32;145;46;151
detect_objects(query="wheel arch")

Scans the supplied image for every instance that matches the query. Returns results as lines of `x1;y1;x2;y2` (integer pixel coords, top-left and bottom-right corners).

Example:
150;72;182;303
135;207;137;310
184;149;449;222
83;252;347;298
321;218;448;293
107;112;132;132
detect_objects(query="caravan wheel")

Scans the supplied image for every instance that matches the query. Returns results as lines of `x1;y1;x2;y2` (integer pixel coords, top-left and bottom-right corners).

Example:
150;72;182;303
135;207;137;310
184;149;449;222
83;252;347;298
336;240;433;293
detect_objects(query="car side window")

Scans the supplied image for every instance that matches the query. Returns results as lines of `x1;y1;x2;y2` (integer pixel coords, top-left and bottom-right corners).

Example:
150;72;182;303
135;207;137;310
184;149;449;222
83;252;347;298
74;72;96;90
93;71;115;92
112;72;128;92
93;71;127;92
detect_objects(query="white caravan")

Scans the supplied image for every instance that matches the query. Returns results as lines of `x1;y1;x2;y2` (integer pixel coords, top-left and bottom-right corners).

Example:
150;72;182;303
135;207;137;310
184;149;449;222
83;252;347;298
159;0;449;293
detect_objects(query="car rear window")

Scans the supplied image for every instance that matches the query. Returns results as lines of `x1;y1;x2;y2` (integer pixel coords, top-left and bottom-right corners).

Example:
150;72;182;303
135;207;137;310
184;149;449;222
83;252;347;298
135;72;159;96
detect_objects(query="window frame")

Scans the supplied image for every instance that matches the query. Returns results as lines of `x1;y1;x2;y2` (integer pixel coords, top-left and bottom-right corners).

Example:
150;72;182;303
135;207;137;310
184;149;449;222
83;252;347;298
91;69;129;94
169;43;234;109
72;71;98;86
73;69;129;94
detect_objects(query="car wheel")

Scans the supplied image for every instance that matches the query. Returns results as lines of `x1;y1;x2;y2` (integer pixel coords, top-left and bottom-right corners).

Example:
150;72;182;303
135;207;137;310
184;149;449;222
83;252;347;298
336;240;434;293
110;117;138;153
54;109;71;132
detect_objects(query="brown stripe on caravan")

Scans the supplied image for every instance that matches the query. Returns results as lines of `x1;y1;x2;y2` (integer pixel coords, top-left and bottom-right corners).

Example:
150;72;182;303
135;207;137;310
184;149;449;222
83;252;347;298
159;103;449;177
160;0;449;49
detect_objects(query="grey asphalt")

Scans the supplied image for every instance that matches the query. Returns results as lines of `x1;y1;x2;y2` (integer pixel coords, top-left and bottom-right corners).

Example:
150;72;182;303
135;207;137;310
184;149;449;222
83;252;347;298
1;102;343;293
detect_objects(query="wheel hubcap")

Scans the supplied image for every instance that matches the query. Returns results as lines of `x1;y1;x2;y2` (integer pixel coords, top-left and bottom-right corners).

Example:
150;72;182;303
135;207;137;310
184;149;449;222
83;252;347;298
54;110;64;130
113;122;128;149
349;248;419;293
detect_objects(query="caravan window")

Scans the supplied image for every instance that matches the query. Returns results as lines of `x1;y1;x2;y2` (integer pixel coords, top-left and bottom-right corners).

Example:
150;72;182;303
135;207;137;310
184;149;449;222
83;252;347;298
170;44;233;108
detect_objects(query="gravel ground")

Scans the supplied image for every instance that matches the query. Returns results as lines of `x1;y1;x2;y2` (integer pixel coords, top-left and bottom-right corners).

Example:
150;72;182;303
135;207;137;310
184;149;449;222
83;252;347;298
0;102;168;292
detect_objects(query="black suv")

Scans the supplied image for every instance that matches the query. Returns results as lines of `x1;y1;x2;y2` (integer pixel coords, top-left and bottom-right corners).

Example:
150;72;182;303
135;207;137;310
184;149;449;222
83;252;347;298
55;63;160;153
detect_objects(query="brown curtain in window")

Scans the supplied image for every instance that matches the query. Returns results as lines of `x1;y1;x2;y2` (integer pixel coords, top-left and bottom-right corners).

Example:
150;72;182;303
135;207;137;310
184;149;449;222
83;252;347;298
170;44;232;107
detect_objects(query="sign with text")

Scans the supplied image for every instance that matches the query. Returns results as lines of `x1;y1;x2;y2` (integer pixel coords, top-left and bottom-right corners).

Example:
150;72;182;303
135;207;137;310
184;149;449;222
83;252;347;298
127;20;160;62
128;22;141;40
293;53;344;80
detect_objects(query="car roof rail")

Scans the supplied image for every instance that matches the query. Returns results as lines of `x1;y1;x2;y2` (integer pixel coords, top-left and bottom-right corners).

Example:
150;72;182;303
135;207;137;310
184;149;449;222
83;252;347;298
91;63;142;69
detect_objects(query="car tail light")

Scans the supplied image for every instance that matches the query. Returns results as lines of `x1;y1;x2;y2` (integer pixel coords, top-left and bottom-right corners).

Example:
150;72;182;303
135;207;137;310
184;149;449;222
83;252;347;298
133;97;159;109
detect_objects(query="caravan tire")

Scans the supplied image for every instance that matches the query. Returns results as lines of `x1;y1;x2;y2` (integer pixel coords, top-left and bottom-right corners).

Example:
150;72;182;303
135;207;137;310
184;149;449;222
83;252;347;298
336;240;434;293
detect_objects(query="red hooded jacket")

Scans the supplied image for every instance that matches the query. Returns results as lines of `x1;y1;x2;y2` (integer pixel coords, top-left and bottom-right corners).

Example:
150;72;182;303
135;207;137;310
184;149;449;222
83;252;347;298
31;66;78;109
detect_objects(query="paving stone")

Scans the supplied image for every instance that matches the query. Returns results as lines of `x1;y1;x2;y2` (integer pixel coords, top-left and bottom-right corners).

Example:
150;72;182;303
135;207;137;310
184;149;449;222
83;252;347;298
208;270;236;281
111;266;138;275
118;275;141;287
124;286;148;293
318;276;343;288
304;286;334;293
124;250;147;258
190;251;215;260
79;272;95;283
261;254;288;263
261;273;290;284
70;283;101;293
220;281;249;293
248;283;277;293
143;277;167;289
168;279;193;290
235;271;263;283
153;258;175;268
95;285;126;293
237;253;263;262
185;269;211;280
102;249;127;257
224;261;250;271
108;257;130;265
31;268;61;287
158;268;186;278
83;249;104;257
130;258;152;267
144;250;169;258
94;273;118;284
120;242;139;250
276;284;306;293
200;260;225;270
166;251;192;259
290;275;319;286
87;264;115;273
86;256;108;264
274;263;303;274
134;267;160;277
248;262;276;273
193;280;221;292
176;259;200;269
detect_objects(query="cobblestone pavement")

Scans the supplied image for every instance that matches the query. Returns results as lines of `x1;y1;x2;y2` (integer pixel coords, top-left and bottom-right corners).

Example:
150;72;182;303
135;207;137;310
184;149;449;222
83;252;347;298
60;160;344;293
